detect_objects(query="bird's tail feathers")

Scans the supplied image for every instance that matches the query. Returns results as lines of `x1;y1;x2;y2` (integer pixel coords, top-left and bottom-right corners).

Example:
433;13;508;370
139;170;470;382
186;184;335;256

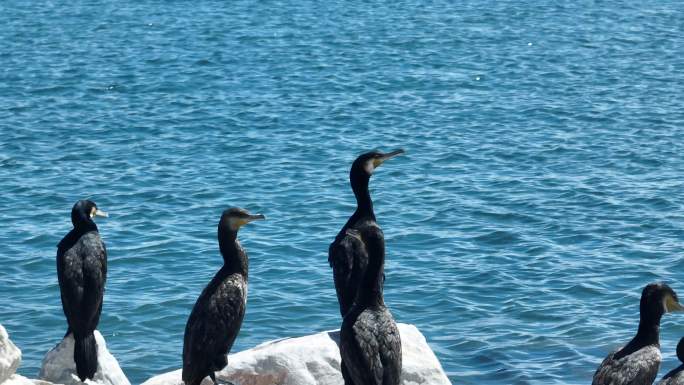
74;332;98;381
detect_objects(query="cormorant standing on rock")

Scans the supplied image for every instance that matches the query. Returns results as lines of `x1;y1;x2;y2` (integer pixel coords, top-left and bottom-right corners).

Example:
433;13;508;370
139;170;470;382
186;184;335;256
657;338;684;385
340;228;402;385
182;208;265;385
593;283;684;385
329;149;404;318
57;199;108;381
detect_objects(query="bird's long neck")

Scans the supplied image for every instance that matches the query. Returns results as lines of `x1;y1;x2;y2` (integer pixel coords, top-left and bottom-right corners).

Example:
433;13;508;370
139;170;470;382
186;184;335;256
634;311;662;346
615;308;662;360
81;221;98;234
57;222;98;250
355;244;384;308
218;227;248;277
351;172;375;222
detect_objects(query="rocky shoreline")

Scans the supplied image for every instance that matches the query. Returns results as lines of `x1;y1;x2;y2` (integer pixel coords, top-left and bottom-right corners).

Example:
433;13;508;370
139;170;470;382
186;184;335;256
0;324;450;385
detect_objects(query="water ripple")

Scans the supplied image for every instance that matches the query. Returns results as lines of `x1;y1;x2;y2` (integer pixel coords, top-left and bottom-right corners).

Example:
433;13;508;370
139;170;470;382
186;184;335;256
1;1;684;385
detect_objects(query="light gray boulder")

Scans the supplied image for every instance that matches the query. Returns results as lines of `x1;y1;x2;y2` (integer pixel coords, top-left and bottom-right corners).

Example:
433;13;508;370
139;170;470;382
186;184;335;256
3;374;55;385
1;324;22;384
0;324;56;385
141;323;450;385
39;331;130;385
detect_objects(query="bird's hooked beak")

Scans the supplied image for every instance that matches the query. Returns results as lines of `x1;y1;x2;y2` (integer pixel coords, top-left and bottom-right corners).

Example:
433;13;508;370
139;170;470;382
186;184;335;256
247;213;266;222
91;208;109;219
665;294;684;312
237;213;266;227
373;149;405;168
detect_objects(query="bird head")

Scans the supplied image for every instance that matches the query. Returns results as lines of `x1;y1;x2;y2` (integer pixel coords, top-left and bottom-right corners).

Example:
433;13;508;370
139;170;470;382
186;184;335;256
220;207;266;231
71;200;107;228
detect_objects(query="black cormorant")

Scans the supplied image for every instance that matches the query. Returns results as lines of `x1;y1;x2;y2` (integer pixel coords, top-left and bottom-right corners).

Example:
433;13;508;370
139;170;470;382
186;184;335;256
339;228;402;385
592;283;684;385
182;208;265;385
57;199;109;381
657;338;684;385
329;149;404;318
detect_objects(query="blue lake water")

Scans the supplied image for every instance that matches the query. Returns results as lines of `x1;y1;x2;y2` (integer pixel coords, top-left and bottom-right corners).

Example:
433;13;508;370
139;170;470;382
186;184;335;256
1;1;683;384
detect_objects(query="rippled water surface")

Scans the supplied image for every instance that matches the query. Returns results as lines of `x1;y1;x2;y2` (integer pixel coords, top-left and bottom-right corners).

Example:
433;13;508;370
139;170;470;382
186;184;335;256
2;1;684;384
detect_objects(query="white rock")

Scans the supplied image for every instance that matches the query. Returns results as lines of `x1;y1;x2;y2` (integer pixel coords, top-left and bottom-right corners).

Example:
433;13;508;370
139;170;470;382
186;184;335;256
1;324;22;384
3;374;56;385
0;324;56;385
141;323;450;385
39;331;130;385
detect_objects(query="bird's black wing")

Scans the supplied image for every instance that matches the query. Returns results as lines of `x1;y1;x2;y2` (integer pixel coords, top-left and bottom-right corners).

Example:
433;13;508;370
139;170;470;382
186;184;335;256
343;310;401;385
342;224;401;385
342;309;383;385
81;232;107;331
592;346;661;385
183;273;246;385
329;230;367;317
364;224;402;385
57;242;80;331
57;231;107;334
378;308;402;385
